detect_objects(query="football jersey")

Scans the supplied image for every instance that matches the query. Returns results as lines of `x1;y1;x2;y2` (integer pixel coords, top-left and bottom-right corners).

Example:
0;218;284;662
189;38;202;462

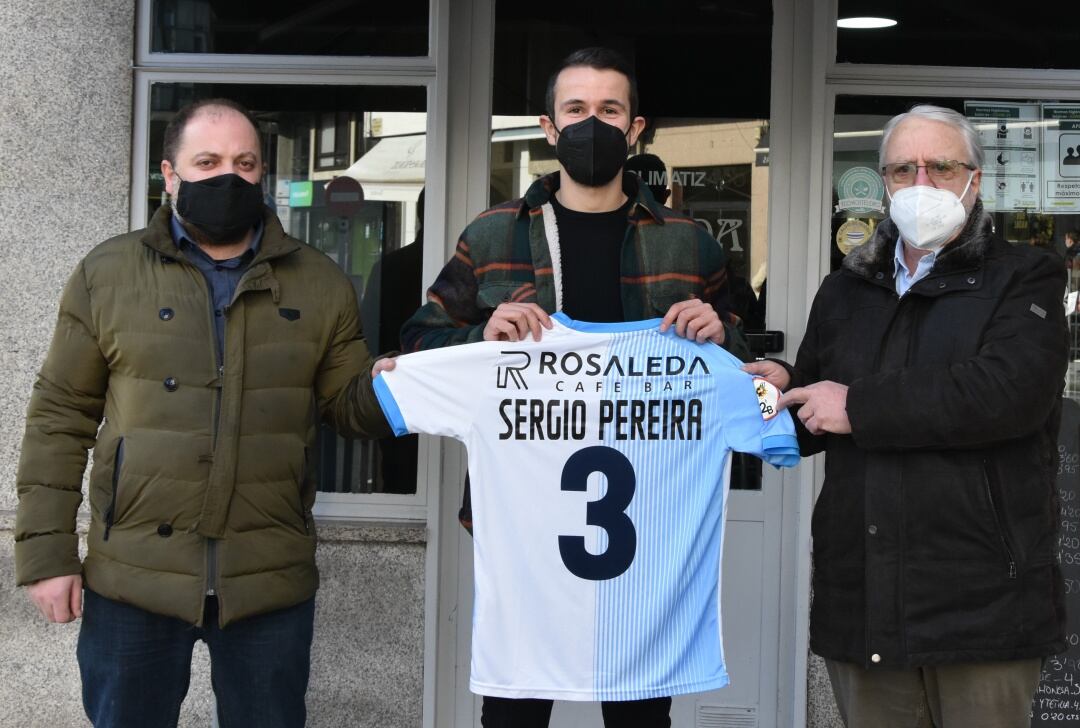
373;312;798;701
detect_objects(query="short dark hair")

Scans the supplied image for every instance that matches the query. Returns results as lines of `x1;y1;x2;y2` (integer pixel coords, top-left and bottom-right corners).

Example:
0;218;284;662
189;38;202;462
624;153;668;199
162;98;262;165
545;47;639;119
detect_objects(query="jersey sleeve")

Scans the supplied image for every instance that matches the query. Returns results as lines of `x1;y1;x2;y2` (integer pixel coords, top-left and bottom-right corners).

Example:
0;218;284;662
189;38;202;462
721;372;800;468
373;344;487;440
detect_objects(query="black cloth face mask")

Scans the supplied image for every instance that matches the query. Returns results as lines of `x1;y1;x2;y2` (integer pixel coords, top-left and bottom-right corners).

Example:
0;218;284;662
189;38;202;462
174;173;265;243
554;116;630;187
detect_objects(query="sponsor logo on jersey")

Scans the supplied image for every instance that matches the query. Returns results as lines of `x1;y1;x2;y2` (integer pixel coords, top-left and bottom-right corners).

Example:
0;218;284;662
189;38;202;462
496;351;531;390
497;349;710;391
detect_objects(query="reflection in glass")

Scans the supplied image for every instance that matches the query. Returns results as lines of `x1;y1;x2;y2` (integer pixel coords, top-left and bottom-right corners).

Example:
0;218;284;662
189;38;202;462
151;0;429;56
148;83;426;494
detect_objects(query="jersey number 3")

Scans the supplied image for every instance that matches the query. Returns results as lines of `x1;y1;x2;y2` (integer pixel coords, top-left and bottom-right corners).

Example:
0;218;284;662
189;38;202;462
558;446;636;580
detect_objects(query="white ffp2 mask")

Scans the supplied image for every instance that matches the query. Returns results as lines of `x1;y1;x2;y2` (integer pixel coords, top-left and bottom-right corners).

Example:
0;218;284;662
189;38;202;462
887;173;974;252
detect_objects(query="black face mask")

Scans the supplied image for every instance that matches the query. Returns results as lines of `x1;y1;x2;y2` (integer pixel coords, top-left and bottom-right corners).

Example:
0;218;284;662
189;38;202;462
174;173;264;243
554;116;630;187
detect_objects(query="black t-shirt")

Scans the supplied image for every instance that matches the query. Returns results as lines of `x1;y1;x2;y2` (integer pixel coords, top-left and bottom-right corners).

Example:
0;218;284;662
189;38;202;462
551;194;633;323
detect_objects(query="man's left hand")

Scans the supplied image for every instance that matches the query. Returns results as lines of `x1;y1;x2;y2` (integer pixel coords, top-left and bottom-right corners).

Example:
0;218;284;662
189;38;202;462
660;298;725;345
779;381;851;435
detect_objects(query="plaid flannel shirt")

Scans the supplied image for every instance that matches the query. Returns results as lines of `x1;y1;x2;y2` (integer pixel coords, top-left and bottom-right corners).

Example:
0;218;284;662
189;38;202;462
401;172;748;360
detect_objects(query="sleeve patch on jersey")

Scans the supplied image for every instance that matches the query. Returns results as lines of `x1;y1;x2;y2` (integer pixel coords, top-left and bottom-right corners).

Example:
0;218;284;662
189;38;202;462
753;377;780;421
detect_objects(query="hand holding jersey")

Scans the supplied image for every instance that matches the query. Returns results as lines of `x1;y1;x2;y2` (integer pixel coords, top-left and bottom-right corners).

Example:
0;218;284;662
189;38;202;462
740;362;852;436
484;298;725;346
741;360;790;391
482;302;554;342
658;298;726;345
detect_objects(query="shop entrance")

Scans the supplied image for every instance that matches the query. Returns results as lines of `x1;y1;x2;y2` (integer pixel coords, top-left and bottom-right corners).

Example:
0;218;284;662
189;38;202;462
433;2;809;726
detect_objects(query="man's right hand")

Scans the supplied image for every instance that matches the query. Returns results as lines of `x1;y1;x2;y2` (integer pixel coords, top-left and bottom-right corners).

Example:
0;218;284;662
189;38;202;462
27;574;83;623
482;303;553;342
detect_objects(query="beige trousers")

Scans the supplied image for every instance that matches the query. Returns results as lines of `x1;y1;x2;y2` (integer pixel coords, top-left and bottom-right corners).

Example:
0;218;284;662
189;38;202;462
825;657;1043;728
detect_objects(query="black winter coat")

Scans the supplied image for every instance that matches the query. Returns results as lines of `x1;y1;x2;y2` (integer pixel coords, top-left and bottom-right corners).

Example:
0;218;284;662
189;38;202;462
793;201;1069;668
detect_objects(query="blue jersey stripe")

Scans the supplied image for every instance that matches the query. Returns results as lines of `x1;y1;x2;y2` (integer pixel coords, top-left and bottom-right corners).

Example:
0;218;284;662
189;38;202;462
373;374;409;436
593;328;733;699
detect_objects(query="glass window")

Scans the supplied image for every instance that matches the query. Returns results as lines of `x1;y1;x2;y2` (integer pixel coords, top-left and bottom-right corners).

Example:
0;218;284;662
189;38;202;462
836;1;1080;69
493;1;770;120
831;95;1080;394
151;0;429;56
148;82;427;494
489;0;772;489
316;111;351;170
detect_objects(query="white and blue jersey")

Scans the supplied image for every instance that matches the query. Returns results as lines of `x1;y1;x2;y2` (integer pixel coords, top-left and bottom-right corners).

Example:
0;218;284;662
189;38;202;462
374;312;798;701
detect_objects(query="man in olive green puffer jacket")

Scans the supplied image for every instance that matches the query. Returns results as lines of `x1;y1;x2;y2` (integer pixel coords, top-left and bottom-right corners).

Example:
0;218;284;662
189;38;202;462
14;98;390;728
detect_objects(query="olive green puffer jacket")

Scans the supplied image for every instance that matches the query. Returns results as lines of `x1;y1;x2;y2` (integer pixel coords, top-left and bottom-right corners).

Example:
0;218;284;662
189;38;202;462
15;204;390;626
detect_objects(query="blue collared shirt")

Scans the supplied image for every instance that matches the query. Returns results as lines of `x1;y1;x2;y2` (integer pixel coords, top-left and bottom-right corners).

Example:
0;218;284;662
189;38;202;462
893;238;936;296
169;215;263;363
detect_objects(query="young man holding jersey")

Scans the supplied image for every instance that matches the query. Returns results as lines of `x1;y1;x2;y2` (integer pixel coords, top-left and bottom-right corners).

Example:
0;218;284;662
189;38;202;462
400;46;747;728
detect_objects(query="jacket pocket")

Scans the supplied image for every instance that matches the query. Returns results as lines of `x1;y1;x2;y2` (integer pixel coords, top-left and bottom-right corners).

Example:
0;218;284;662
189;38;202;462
904;559;1023;653
983;461;1017;579
103;438;125;541
298;447;310;535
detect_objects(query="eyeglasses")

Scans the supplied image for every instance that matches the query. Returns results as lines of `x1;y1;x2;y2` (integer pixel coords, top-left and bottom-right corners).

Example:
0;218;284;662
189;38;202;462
880;159;976;186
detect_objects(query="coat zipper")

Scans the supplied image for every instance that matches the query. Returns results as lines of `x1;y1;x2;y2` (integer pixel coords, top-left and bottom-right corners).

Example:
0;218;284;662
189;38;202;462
193;269;222;598
201;269;252;602
103;438;124;541
207;305;223;597
983;462;1018;579
206;539;218;597
187;255;261;604
161;252;256;607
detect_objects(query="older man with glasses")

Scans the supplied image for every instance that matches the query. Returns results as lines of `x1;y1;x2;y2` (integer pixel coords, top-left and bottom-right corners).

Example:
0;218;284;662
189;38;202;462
747;105;1068;727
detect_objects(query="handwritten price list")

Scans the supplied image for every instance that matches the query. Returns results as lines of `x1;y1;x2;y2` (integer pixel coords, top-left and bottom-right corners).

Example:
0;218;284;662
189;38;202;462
1033;399;1080;726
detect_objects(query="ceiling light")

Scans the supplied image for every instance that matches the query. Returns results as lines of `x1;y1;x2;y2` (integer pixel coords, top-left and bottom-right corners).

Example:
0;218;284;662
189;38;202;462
837;16;897;29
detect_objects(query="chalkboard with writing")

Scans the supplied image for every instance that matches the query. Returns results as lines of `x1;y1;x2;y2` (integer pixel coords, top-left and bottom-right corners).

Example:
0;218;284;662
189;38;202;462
1032;397;1080;727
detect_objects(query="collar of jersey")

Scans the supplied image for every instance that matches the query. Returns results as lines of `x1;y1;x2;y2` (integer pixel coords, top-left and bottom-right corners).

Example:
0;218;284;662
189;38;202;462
551;311;664;333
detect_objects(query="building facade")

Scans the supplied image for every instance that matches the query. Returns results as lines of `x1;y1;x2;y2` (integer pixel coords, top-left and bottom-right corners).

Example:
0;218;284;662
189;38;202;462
2;1;1080;726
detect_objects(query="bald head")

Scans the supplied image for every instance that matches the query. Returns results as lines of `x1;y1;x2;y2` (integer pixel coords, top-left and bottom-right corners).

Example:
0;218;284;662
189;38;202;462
162;98;262;166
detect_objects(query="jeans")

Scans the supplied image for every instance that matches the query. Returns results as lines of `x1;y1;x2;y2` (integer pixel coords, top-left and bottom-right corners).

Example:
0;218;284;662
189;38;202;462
481;695;672;727
77;588;315;728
